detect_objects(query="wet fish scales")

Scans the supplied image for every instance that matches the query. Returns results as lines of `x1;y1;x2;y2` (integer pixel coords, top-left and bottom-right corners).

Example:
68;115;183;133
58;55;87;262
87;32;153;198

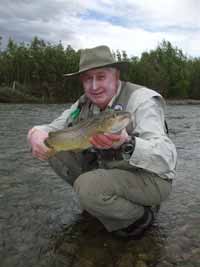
45;111;132;152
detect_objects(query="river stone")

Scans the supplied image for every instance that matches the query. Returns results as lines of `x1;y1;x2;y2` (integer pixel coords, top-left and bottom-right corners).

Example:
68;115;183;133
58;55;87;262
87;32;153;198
116;252;136;267
135;260;148;267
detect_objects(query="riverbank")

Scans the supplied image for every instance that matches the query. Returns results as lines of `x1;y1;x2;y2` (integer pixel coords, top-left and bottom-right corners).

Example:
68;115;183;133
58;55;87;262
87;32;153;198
1;98;200;105
166;99;200;105
1;86;200;104
0;86;41;103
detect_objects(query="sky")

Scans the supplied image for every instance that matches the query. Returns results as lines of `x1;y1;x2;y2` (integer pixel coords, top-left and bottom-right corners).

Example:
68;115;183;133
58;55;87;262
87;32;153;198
0;0;200;58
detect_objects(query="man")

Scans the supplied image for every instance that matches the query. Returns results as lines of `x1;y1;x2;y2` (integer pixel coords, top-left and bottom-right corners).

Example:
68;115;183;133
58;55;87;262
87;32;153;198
27;45;177;239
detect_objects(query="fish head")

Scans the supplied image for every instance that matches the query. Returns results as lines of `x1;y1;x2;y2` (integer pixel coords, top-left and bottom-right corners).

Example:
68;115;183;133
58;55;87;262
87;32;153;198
102;111;132;133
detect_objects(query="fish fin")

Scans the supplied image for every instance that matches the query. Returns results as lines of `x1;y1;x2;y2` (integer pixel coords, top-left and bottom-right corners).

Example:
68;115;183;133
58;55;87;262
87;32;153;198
94;130;104;136
72;148;82;153
47;149;56;158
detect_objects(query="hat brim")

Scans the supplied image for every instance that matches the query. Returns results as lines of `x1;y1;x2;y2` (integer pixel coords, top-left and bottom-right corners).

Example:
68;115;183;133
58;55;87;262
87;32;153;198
63;61;129;78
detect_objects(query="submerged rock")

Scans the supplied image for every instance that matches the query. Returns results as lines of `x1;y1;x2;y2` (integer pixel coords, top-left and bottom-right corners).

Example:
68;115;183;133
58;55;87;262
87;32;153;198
47;214;165;267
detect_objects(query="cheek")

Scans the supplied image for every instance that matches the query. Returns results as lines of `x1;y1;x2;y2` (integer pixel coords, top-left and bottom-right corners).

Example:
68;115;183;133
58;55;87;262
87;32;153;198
103;79;111;87
107;80;117;94
82;83;90;93
84;90;92;100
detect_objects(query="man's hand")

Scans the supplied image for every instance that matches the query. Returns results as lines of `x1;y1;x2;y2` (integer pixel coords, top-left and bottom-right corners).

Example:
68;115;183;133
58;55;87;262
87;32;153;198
27;128;53;160
89;129;130;150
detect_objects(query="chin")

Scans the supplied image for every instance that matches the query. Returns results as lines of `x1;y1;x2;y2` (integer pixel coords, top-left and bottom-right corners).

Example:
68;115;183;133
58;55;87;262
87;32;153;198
92;97;104;104
89;95;110;107
96;101;110;110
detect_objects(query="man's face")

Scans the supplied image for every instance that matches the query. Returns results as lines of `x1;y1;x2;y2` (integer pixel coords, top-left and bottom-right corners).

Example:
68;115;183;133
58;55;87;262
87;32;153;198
80;68;119;109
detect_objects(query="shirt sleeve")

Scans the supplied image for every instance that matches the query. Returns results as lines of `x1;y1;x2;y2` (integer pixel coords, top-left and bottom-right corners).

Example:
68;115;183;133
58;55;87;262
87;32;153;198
34;101;79;132
128;96;177;179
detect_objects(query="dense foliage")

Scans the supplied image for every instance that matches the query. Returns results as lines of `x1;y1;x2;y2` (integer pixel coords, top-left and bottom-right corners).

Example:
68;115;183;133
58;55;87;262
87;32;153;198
0;37;199;103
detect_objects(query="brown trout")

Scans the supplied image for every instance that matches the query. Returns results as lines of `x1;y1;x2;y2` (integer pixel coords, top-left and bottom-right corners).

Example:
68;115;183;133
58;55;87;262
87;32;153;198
44;110;132;152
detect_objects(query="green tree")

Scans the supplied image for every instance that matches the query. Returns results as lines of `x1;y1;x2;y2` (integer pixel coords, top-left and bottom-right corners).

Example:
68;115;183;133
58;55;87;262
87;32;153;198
187;58;200;99
0;37;199;103
128;40;189;98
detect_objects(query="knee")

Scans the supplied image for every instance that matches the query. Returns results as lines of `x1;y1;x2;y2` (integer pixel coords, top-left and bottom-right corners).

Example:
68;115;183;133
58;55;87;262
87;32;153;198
74;173;96;209
73;170;112;211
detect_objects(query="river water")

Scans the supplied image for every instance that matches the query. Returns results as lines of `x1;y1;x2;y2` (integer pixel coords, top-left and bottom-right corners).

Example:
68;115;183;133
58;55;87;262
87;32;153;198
0;104;199;267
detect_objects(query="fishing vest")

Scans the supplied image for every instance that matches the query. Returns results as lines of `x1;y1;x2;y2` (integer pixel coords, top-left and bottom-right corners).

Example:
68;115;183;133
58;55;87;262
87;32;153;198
67;81;164;172
67;81;143;126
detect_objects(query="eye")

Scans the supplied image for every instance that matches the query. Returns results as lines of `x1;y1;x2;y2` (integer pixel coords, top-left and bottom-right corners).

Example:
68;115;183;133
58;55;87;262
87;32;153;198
97;74;105;80
86;76;92;81
82;75;92;82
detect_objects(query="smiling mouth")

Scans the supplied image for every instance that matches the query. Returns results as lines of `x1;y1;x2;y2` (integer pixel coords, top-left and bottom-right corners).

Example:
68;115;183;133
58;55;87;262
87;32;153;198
91;92;104;96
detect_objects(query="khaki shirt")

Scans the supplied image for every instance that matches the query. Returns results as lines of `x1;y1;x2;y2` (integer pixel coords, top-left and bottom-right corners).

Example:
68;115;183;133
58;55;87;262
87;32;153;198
34;81;177;180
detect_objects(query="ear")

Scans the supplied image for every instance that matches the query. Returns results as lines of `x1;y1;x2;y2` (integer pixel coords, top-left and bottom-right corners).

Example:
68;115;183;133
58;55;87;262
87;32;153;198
115;69;120;88
116;69;120;80
79;74;84;82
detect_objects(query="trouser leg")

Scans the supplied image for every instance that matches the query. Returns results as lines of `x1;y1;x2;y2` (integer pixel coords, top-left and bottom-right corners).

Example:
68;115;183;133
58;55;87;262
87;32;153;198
48;150;98;185
74;168;172;232
48;151;83;185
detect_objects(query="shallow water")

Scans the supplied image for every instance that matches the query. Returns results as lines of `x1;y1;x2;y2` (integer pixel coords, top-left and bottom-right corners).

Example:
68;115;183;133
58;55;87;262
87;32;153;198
0;104;199;267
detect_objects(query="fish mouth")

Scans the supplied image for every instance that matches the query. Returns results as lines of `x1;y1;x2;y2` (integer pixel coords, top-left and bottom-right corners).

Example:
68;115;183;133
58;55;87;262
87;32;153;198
44;138;54;149
109;117;131;133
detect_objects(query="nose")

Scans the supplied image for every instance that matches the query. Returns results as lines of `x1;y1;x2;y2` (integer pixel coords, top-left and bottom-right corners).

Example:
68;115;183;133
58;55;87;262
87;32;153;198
92;77;97;90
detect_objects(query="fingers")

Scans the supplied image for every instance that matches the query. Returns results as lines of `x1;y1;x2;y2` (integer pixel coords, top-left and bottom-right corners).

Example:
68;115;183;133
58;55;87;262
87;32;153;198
90;135;111;149
33;152;49;161
89;133;121;149
90;131;131;150
104;133;121;141
32;143;53;161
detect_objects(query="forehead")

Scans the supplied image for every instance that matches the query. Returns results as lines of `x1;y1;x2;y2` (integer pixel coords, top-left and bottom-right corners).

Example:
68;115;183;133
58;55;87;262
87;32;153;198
81;67;114;77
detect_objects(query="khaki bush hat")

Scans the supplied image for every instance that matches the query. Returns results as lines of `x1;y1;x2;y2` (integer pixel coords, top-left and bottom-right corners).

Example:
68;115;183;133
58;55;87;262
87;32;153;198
64;45;128;77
